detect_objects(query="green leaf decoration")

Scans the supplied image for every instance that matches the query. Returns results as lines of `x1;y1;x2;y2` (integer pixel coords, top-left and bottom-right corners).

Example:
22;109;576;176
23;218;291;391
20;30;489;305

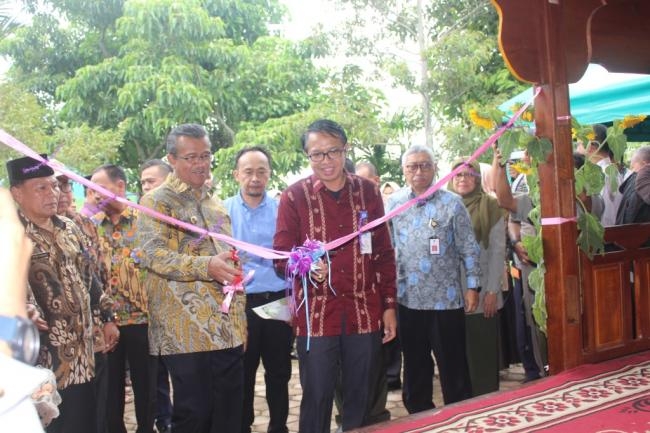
498;129;525;163
527;136;553;164
578;160;605;196
604;163;621;194
529;264;547;335
606;126;627;164
577;211;605;259
522;231;543;264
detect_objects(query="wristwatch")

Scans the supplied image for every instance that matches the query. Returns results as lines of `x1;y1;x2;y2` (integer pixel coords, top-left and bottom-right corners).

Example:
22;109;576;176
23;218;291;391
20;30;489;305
0;315;40;365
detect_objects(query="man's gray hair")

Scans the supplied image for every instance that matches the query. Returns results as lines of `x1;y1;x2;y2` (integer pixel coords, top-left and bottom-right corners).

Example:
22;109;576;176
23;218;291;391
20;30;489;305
635;145;650;164
355;161;377;176
166;123;210;155
401;144;436;166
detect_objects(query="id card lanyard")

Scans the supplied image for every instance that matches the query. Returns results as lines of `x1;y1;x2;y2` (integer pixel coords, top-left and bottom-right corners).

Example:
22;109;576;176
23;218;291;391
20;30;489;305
359;210;372;254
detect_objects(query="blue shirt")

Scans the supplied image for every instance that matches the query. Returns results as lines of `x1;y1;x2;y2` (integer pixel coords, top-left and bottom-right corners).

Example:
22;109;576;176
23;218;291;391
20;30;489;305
224;192;286;294
386;187;481;310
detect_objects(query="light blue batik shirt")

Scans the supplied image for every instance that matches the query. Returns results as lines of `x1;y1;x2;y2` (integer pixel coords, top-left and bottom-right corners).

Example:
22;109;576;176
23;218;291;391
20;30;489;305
224;191;286;294
386;187;481;310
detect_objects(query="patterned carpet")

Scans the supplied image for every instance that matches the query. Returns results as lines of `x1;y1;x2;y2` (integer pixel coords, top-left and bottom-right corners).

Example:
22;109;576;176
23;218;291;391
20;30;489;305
357;351;650;433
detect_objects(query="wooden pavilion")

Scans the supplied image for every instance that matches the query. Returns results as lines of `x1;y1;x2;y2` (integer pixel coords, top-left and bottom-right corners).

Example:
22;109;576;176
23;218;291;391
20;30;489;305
492;0;650;373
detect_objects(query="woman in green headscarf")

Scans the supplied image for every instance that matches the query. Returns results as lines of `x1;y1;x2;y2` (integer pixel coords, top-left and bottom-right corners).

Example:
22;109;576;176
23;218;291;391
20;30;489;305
448;157;506;396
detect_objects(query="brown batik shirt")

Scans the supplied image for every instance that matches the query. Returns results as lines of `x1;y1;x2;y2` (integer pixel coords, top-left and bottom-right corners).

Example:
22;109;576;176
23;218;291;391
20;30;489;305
23;213;101;389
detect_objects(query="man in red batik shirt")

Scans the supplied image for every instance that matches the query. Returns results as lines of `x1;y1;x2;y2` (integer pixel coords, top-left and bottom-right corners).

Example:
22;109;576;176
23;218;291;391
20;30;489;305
273;119;397;433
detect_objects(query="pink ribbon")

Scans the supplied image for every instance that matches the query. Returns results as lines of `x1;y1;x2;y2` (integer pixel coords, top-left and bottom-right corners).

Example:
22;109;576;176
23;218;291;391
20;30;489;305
221;270;254;314
0;130;289;260
322;87;542;252
0;88;539;261
541;217;577;226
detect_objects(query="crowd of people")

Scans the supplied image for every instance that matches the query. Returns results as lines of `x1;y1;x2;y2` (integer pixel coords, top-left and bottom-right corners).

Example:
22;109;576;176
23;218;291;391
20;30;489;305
2;119;649;433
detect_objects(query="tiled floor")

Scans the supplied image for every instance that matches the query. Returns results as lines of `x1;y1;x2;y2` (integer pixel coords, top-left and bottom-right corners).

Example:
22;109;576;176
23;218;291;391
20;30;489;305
124;360;526;433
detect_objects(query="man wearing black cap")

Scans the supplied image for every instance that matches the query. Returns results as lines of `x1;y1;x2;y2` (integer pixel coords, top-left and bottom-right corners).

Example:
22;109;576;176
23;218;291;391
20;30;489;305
7;154;106;433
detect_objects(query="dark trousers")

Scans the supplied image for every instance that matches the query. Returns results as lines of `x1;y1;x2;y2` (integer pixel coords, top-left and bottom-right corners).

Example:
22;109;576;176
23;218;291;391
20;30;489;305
334;340;390;427
384;336;402;387
95;352;108;433
465;313;500;396
155;356;173;430
106;324;155;433
296;331;381;433
512;276;542;380
242;292;292;433
46;381;96;433
163;346;244;433
399;305;472;414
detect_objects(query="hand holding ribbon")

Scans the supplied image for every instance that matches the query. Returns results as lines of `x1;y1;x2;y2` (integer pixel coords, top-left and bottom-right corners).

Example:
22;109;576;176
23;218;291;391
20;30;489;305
221;270;254;314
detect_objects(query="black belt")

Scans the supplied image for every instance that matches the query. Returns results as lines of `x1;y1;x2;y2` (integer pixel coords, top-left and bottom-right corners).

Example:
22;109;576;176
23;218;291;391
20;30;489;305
246;291;284;300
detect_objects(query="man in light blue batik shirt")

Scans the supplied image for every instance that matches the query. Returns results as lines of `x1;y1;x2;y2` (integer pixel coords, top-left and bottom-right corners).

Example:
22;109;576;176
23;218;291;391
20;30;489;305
386;144;481;414
224;146;292;433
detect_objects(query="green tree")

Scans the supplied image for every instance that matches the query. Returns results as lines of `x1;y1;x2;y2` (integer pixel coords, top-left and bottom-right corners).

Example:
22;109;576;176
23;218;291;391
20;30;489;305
0;81;121;182
0;0;22;40
331;0;525;160
214;65;406;197
3;0;325;171
0;82;50;183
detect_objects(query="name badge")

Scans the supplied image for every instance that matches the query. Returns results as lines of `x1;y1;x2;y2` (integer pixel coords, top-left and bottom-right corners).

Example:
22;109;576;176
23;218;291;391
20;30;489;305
359;210;372;254
360;232;372;254
429;237;440;255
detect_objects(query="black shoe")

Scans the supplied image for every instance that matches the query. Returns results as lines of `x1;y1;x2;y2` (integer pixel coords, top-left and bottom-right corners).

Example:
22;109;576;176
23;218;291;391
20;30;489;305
522;374;541;384
387;379;402;390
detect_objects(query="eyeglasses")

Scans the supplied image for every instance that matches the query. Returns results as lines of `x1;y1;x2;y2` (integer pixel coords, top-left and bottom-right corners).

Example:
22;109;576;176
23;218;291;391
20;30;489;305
404;162;434;173
454;171;479;179
175;153;214;164
58;182;73;192
307;148;346;162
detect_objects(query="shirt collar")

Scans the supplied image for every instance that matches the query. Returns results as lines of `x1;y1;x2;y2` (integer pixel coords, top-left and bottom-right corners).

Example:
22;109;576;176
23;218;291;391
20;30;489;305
235;190;270;209
18;211;67;231
167;172;213;199
596;157;612;168
311;172;353;194
91;205;137;225
409;183;437;203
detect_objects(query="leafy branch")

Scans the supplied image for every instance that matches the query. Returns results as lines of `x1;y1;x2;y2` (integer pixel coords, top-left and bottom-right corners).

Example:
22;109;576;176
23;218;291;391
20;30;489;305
468;106;646;334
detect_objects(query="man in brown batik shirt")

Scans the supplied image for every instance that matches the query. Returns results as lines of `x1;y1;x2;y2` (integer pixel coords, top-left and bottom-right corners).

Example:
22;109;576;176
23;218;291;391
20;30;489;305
7;154;109;433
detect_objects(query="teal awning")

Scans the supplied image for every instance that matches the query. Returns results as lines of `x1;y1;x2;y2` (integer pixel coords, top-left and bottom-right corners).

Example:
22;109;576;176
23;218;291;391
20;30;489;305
499;64;650;141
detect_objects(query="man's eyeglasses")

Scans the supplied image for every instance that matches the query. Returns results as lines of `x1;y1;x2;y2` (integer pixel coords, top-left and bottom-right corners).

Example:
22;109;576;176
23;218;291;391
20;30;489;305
176;153;214;164
404;162;434;173
307;148;345;162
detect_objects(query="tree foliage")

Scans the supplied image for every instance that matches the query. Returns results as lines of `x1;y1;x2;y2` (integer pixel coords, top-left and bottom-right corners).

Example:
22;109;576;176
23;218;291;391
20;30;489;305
0;0;22;40
214;65;406;197
332;0;526;161
2;0;327;175
0;82;49;183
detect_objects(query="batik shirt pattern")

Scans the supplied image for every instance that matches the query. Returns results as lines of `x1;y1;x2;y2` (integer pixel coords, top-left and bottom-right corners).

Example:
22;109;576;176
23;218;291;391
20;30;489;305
274;174;396;337
386;188;481;310
23;213;98;389
92;207;147;326
66;210;113;352
137;173;246;355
